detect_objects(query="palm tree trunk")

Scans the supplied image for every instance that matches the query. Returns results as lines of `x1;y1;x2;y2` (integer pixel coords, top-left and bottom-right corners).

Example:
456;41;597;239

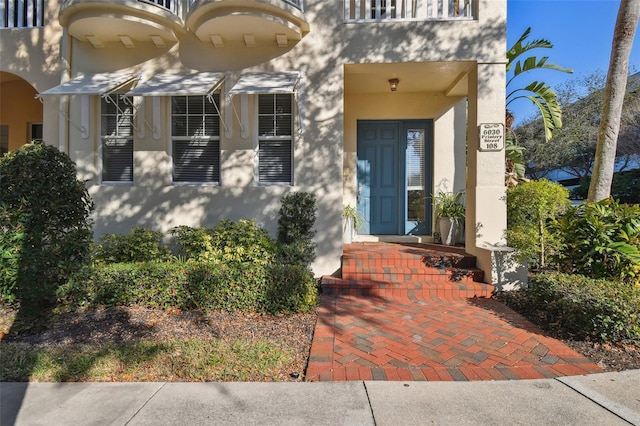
588;0;640;202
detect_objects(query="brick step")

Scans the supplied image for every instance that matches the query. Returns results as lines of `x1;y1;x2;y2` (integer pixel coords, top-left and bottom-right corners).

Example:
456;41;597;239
321;276;494;299
341;266;484;283
342;244;477;269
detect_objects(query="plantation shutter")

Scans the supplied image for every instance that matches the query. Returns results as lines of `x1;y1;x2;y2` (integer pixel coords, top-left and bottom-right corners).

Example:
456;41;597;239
406;129;425;188
171;94;221;183
258;94;293;185
101;96;133;182
173;140;220;182
259;140;292;184
103;138;133;182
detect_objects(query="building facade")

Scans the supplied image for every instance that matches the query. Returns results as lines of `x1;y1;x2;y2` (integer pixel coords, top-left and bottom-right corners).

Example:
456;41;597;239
1;0;513;282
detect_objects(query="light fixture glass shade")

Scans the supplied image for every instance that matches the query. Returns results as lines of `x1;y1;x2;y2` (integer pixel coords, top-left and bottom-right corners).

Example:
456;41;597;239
388;78;399;91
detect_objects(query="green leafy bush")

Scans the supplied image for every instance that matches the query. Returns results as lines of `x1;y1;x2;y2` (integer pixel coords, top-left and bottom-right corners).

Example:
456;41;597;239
209;219;276;265
506;179;570;269
185;262;270;312
169;226;213;258
277;192;317;268
266;264;318;313
171;220;276;265
0;142;93;312
553;198;640;284
59;261;189;309
60;260;318;314
497;273;640;341
185;262;317;313
94;227;171;264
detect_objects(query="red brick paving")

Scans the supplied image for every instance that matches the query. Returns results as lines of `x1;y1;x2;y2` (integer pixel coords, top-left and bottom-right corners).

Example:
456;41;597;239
305;243;603;382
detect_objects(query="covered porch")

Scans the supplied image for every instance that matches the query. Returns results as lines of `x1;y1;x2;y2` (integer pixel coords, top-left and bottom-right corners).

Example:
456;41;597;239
343;60;524;286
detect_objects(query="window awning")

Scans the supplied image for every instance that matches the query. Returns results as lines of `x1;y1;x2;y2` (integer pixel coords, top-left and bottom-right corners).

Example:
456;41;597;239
38;73;137;97
126;72;225;96
227;72;300;97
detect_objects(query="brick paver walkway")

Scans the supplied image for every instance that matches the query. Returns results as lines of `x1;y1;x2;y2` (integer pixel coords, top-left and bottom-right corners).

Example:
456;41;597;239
306;291;603;381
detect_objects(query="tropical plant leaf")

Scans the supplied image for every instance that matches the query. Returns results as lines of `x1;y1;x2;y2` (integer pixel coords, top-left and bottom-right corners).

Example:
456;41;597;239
506;27;573;145
509;57;573;85
506;27;554;68
507;81;563;141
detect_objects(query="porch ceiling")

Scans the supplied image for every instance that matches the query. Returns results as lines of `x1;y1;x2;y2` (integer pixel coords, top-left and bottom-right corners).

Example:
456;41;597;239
344;62;474;96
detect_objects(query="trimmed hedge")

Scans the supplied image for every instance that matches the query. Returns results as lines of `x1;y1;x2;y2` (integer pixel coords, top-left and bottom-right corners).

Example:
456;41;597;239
59;262;189;309
59;260;318;314
497;273;640;341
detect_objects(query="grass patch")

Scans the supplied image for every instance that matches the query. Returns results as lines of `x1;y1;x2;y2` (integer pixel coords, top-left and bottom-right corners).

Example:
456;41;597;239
0;339;292;382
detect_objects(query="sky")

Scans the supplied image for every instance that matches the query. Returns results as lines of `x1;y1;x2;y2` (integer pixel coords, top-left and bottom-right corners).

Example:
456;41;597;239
507;0;640;125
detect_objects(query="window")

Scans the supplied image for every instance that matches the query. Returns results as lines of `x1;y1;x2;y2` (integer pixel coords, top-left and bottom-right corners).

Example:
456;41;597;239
30;123;43;143
171;94;220;183
0;125;8;156
101;95;133;182
406;129;426;223
258;94;293;185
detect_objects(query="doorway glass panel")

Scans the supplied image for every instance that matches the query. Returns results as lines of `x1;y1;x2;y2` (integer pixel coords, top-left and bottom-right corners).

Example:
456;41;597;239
406;128;425;228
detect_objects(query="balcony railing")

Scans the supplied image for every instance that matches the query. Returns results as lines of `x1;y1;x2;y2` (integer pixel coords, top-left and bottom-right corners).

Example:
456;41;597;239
1;1;304;29
282;0;303;11
139;0;180;15
1;0;44;28
187;0;303;13
345;0;473;22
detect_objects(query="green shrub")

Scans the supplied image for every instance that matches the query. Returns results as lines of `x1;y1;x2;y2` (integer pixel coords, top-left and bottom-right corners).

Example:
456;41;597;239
171;220;276;265
209;219;276;265
185;262;270;311
277;192;317;268
59;261;189;309
186;262;317;313
498;273;640;341
506;179;570;269
0;142;93;312
60;260;318;314
94;227;171;264
266;264;318;313
553;198;640;284
169;226;213;259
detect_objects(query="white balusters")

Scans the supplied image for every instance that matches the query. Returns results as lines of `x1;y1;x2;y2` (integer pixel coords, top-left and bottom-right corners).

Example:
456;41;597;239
1;0;44;28
344;0;473;22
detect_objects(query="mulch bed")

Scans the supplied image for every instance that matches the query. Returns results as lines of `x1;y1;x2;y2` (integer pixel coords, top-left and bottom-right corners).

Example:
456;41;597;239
0;304;317;382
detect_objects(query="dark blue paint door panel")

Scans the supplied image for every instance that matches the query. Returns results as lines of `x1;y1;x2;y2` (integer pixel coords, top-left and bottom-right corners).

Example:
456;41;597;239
357;122;399;234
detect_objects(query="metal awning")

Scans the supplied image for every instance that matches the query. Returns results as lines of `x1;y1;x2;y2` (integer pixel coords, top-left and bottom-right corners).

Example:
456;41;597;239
38;73;137;97
126;72;225;96
227;72;300;97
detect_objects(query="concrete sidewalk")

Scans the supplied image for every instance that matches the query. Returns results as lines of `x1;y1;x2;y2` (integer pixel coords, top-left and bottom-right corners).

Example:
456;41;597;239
1;370;639;425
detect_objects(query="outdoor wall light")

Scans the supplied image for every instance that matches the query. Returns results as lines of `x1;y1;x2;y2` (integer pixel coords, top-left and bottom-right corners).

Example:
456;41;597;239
388;78;400;92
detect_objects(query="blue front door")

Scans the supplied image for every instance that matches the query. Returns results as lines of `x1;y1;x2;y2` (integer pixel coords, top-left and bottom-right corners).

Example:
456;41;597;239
357;120;433;235
357;121;400;234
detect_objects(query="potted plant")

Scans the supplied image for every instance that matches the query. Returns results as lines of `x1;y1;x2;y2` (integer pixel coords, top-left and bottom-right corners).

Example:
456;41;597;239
342;204;365;244
433;191;465;245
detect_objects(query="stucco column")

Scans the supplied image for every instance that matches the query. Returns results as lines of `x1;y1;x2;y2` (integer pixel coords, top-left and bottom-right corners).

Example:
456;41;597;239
466;62;514;285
